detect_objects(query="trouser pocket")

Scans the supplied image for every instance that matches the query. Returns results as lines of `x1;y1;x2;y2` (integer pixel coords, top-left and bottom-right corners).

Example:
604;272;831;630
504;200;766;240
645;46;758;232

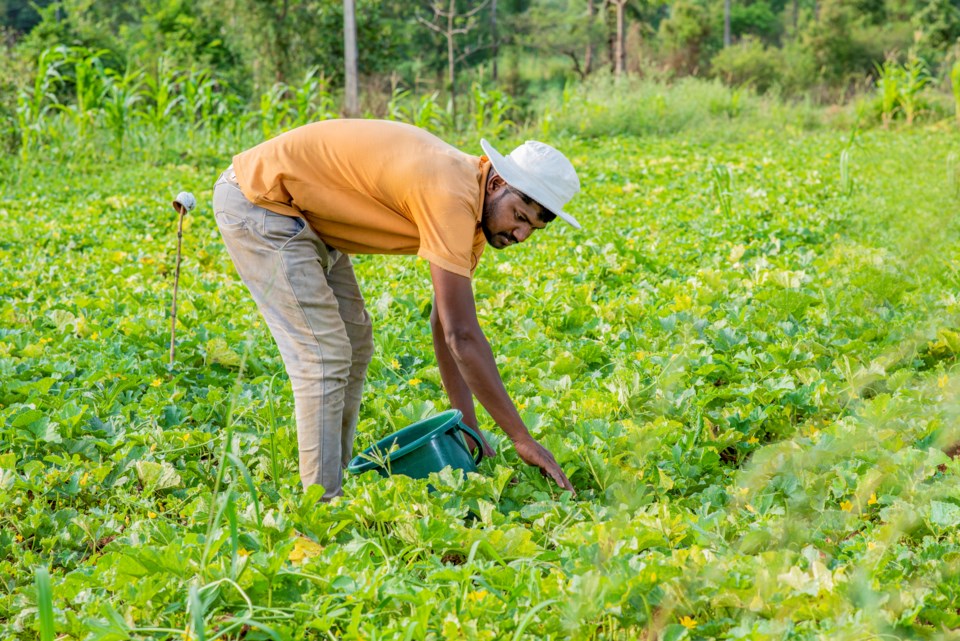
262;209;309;250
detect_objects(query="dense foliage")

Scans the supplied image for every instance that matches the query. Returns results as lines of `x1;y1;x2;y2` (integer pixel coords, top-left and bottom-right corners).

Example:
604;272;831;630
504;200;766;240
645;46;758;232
2;82;960;636
3;0;960;120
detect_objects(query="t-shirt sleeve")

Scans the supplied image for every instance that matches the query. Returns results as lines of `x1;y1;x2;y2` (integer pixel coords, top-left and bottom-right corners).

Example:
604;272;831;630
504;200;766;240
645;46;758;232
469;233;486;277
409;187;479;279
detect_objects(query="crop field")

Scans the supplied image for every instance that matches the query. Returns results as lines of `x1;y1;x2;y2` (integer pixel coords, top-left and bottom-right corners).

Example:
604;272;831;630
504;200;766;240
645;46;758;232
2;114;960;639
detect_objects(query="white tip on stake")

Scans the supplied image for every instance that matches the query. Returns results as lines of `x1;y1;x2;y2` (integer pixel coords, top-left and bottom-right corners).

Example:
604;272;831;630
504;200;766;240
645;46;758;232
172;191;196;212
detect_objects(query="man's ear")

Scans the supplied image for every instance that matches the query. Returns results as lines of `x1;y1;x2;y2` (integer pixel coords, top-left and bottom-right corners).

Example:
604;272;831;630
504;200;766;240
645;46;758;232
486;173;507;195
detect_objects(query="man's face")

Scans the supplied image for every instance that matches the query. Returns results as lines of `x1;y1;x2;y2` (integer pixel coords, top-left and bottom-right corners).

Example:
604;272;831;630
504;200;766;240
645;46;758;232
480;176;548;250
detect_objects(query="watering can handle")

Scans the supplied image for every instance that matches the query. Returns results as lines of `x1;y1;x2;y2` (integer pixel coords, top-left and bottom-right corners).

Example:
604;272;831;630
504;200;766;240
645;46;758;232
456;422;485;465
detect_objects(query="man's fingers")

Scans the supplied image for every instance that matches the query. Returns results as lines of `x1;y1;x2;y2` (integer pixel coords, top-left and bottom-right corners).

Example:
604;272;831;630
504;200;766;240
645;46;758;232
514;438;576;495
540;455;575;495
548;465;576;495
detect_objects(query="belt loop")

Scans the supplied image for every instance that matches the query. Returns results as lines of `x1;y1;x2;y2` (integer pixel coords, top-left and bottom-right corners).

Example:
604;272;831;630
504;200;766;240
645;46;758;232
224;164;240;188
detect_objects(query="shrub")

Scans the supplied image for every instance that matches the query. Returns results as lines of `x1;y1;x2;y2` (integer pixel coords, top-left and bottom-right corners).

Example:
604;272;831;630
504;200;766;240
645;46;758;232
710;37;783;93
800;0;875;83
777;40;819;95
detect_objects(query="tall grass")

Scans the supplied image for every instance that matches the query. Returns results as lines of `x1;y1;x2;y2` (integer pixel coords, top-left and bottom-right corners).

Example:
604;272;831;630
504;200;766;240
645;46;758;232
532;73;831;140
951;60;960;126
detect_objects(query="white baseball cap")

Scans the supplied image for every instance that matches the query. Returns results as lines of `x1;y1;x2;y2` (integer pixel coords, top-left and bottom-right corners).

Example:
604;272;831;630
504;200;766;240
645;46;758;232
480;138;582;230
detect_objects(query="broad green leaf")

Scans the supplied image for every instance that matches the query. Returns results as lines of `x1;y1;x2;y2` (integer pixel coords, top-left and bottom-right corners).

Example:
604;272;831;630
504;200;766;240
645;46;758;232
204;337;241;368
135;460;182;491
930;501;960;528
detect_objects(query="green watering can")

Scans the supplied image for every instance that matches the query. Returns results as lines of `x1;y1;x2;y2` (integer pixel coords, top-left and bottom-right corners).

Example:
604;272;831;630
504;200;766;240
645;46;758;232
347;409;485;479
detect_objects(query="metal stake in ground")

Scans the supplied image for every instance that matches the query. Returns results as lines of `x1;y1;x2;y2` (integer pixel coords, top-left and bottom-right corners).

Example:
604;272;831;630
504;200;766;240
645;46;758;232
169;191;196;368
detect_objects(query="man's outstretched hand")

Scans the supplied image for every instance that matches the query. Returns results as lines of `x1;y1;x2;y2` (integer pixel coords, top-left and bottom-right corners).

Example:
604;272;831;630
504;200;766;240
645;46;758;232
513;437;576;495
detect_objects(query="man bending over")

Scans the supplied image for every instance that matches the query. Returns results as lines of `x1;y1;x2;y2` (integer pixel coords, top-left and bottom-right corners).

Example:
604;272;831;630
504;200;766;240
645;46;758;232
212;119;580;500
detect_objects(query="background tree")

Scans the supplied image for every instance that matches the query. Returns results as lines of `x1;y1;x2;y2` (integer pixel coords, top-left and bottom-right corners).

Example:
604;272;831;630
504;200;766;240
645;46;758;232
913;0;960;63
724;0;731;47
343;0;358;115
659;0;712;73
525;0;603;79
417;0;493;124
610;0;630;75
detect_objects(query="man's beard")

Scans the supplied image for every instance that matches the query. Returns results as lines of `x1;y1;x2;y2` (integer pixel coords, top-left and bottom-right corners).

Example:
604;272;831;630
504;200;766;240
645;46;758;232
480;193;496;244
480;191;515;249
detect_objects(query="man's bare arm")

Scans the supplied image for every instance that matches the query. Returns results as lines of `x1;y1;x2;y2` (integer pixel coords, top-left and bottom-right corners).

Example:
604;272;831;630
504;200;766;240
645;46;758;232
429;263;574;493
430;301;494;457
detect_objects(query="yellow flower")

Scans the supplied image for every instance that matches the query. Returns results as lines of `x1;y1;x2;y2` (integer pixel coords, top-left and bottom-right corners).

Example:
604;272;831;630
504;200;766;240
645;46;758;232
840;500;853;512
288;536;324;565
680;616;697;629
747;436;759;445
745;504;756;513
467;590;488;602
408;378;422;386
148;511;157;519
151;378;162;387
390;358;400;369
15;534;22;542
867;541;876;550
79;472;89;487
90;332;99;340
939;374;949;389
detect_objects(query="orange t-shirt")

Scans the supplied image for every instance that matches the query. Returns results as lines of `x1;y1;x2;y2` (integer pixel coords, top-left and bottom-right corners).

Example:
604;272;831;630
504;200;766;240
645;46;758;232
231;119;490;278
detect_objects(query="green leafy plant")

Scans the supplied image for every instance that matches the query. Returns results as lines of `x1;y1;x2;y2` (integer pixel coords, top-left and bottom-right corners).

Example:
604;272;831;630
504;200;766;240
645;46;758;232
101;67;143;158
469;81;516;139
140;56;182;136
898;53;931;126
60;47;109;141
15;47;63;161
875;57;900;128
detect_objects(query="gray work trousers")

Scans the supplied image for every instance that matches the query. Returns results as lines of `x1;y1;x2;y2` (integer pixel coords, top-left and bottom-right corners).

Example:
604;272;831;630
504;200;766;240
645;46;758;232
212;170;374;500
